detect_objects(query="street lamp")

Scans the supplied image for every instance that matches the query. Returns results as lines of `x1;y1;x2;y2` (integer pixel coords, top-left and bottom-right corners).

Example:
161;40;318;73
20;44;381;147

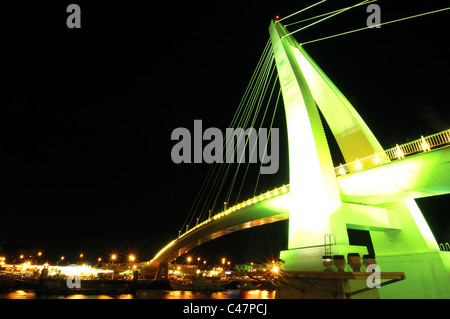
271;266;279;278
129;255;136;262
55;255;64;266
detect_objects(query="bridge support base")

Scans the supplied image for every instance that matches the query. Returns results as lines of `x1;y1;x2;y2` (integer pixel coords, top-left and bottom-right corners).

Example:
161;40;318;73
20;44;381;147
155;262;169;280
278;248;450;298
276;277;350;299
276;276;382;299
275;271;409;299
279;244;369;271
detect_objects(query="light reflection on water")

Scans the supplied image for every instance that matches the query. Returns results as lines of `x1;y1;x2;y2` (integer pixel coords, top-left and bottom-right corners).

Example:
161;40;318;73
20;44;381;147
0;289;275;299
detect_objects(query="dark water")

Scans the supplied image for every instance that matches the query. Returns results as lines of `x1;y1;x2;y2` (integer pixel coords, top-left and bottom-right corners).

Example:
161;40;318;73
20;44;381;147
0;289;275;299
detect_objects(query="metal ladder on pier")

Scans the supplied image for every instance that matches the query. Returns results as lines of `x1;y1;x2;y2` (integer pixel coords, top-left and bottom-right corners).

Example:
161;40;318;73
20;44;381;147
324;233;336;256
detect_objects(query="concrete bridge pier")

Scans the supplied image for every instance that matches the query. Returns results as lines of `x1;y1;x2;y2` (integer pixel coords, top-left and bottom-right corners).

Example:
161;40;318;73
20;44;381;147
155;262;169;280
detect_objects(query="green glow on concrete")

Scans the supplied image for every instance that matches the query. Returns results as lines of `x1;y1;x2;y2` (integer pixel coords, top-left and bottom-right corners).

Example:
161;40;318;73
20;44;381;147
338;146;450;204
291;45;385;163
269;19;341;250
404;199;438;249
270;20;450;298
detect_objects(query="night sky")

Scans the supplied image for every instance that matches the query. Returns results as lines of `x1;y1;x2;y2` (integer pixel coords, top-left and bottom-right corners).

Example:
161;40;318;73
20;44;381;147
1;1;449;265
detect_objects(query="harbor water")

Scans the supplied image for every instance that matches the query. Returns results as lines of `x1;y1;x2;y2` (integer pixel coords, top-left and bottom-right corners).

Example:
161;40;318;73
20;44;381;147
0;288;275;299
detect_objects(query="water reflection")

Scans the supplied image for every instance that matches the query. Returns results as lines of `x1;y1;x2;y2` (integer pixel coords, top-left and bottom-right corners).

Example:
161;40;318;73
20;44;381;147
0;289;275;299
2;290;36;299
242;289;274;299
149;289;274;299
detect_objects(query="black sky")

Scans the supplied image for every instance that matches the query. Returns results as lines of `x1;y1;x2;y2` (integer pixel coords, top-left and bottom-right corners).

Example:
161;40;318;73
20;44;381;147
1;1;449;264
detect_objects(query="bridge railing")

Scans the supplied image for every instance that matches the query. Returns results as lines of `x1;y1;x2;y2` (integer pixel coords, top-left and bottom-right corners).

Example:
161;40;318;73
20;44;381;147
177;185;291;240
335;129;450;176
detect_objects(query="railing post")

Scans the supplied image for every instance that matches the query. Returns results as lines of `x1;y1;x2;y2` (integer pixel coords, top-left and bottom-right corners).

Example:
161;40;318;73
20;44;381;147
334;129;450;176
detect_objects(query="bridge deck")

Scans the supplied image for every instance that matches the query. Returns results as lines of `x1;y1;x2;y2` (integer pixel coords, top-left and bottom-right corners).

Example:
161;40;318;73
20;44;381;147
338;144;450;204
145;193;290;271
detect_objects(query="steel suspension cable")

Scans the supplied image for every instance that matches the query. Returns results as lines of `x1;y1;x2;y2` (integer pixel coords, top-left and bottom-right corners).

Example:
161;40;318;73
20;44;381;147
179;40;272;234
277;0;328;23
282;0;373;39
205;50;274;217
195;41;274;225
235;73;279;204
285;0;377;27
223;64;276;206
223;53;275;207
300;6;450;45
253;88;282;196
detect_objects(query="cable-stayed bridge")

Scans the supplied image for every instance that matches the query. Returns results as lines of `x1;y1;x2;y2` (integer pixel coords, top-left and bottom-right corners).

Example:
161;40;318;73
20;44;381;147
143;1;450;298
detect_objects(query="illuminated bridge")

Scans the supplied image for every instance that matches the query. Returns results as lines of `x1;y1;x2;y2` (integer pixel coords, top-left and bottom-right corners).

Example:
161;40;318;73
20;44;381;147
143;4;450;299
148;130;450;265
